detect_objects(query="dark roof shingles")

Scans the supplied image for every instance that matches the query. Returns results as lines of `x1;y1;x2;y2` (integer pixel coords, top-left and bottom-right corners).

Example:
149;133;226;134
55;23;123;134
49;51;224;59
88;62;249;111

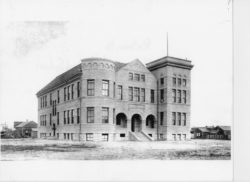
37;61;127;97
36;64;82;96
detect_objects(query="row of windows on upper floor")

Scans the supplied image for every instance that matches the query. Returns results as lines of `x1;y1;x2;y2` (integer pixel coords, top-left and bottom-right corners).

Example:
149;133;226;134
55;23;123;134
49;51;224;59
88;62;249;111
129;72;145;82
40;78;189;110
40;81;80;109
40;79;153;109
89;79;156;103
159;89;187;104
160;77;187;87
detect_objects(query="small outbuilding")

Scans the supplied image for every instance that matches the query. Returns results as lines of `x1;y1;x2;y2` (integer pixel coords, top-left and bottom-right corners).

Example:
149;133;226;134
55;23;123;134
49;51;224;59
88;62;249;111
14;121;38;138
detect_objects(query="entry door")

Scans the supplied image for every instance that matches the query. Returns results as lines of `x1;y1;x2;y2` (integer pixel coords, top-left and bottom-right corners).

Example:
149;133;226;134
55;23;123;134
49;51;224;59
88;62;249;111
53;124;56;136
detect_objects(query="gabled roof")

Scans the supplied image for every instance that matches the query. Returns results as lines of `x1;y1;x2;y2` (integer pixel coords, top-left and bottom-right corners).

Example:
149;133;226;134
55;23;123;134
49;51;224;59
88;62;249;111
197;127;210;133
36;64;82;97
113;61;127;71
217;126;231;131
15;121;38;128
36;59;128;97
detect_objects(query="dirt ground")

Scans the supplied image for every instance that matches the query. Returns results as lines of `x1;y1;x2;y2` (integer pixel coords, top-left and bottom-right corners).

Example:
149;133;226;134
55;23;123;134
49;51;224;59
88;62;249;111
0;138;231;160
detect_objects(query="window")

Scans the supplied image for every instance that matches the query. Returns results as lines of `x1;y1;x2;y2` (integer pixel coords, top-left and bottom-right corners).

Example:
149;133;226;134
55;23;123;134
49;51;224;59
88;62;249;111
86;133;93;141
178;112;181;125
134;87;140;102
160;134;164;140
71;133;73;140
102;133;109;141
77;108;80;124
102;80;109;96
64;133;66;139
172;134;176;141
55;100;57;115
113;82;116;98
67;110;70;124
45;95;47;107
173;77;176;86
64;88;66;101
71;109;74;124
151;90;155;103
177;90;181;103
117;85;123;100
160;89;164;102
71;84;74;99
178;78;181;86
141;88;145;102
87;79;95;96
50;93;52;106
120;133;125;137
183;134;186;140
178;134;181;140
182;90;187;104
40;97;42;109
148;134;152;137
160;112;164;125
57;133;59;138
67;86;70;100
129;73;133;80
87;107;94;123
50;114;52;125
172;89;176;103
102;107;109;123
57;90;60;103
77;81;80;97
52;101;54;116
141;74;145;82
45;115;47;126
134;74;140;81
172;112;176;125
64;111;66;124
183;79;187;86
183;113;186;126
128;87;133;101
113;108;115;124
57;112;59;125
160;78;164;85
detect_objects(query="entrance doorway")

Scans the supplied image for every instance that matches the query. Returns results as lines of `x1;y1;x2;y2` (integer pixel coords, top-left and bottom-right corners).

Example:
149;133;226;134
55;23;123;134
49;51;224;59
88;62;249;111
131;114;142;132
52;123;56;136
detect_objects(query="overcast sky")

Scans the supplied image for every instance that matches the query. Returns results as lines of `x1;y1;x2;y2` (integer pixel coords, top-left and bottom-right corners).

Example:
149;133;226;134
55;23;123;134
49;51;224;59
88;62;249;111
0;0;232;128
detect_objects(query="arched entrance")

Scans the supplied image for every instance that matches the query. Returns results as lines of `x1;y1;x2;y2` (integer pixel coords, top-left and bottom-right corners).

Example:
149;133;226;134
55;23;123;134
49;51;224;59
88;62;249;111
131;114;142;132
116;113;127;128
146;115;156;128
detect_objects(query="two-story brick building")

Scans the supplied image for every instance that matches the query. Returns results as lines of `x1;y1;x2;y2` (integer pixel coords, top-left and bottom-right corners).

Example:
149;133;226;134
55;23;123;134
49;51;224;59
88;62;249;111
36;56;193;141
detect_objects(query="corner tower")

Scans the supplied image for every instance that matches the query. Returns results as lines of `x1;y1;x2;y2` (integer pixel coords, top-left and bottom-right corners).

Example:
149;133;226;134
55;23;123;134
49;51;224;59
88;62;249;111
146;56;193;140
80;58;116;141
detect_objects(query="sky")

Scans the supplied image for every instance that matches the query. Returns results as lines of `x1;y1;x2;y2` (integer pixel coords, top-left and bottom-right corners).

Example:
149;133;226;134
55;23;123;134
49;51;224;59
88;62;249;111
0;0;232;128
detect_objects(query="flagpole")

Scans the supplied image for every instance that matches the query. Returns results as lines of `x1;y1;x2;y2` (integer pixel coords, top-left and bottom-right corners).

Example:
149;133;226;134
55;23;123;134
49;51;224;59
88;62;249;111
167;32;169;57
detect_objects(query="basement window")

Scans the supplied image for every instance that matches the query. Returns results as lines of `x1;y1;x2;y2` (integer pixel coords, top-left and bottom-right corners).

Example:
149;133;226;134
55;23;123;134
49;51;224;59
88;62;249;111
120;133;125;137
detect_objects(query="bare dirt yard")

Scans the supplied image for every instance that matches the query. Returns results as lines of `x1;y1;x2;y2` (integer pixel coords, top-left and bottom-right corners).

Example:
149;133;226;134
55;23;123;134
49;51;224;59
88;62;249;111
0;139;231;160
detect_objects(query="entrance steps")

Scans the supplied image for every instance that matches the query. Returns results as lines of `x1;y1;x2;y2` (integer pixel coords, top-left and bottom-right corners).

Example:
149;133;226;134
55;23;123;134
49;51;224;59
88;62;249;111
129;131;153;141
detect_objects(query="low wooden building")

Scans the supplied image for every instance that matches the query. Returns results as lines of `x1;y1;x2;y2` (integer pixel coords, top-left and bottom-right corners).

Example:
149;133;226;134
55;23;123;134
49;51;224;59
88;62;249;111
191;125;231;140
